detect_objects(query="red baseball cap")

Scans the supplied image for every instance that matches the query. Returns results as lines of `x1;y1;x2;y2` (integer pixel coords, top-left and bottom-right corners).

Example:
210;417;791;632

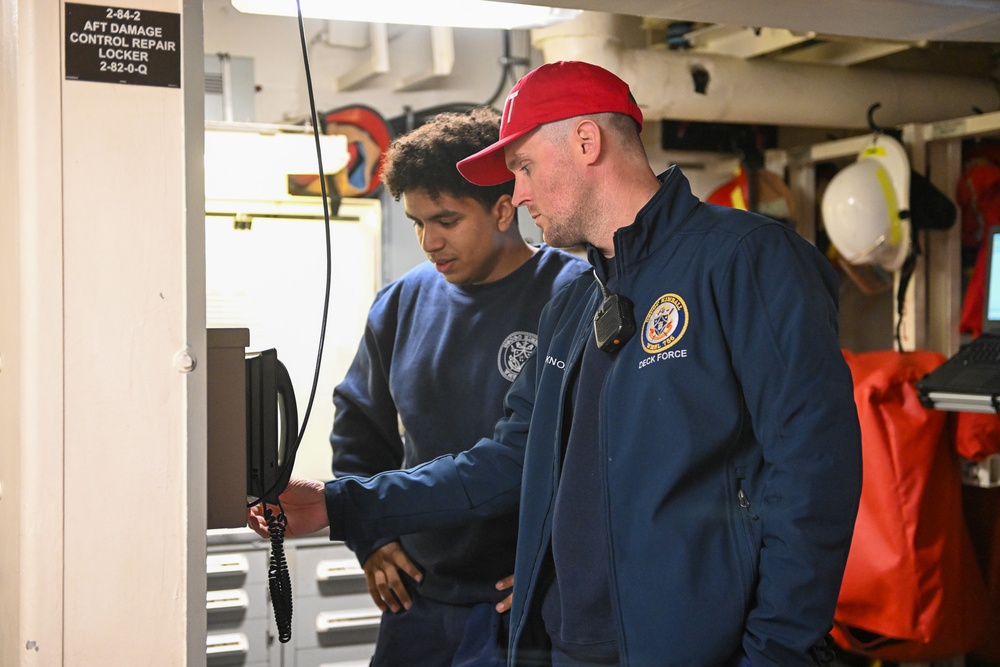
457;61;643;186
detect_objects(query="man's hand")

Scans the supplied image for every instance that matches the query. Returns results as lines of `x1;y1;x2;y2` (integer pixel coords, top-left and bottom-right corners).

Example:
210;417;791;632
495;574;514;613
362;541;424;613
246;477;328;538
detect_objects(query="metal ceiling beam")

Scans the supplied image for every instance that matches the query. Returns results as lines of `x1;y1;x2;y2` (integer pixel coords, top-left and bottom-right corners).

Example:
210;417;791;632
774;39;918;66
684;25;815;59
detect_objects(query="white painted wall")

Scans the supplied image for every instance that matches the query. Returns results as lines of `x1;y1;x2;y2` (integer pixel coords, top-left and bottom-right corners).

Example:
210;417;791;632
0;0;206;664
1;0;66;662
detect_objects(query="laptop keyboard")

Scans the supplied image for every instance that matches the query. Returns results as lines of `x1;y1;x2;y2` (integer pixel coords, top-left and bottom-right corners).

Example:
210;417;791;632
960;339;1000;364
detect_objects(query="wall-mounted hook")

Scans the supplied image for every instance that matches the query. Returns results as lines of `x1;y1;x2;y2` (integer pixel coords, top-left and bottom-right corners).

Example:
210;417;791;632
867;102;884;135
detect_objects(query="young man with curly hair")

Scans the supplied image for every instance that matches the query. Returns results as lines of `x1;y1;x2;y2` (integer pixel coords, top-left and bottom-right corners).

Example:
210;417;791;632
328;106;588;666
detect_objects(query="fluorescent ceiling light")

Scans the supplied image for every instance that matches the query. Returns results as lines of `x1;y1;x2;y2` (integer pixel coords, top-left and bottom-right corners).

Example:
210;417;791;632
230;0;582;30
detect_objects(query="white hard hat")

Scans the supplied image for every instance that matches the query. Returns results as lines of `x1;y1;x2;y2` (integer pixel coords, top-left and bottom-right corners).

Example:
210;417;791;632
821;135;912;273
858;135;910;211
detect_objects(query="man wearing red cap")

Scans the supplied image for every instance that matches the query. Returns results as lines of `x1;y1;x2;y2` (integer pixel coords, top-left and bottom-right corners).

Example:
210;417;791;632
251;61;862;667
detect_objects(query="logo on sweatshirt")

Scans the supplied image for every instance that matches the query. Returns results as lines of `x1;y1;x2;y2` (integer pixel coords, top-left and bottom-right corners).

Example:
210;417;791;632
641;293;688;354
498;331;537;381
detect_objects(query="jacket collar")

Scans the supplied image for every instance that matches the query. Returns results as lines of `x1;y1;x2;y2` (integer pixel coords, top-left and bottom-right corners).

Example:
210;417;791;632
587;166;700;285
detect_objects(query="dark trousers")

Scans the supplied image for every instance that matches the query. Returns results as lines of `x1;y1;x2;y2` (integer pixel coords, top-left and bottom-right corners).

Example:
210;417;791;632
369;585;509;667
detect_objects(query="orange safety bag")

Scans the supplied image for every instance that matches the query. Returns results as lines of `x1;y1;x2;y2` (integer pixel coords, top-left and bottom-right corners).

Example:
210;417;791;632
833;350;990;662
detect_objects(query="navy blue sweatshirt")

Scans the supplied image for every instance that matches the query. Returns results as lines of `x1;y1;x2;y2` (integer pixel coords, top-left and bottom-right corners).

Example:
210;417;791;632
331;244;588;604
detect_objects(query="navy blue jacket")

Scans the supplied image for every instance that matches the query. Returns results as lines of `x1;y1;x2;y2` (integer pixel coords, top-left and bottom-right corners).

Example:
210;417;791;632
326;167;863;666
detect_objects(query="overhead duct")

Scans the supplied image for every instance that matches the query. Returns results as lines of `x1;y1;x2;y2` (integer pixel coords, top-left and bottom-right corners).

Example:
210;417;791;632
531;13;999;130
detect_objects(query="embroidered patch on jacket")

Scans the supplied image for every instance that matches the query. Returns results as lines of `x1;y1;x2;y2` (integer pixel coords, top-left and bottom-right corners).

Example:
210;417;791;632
641;293;689;354
498;331;538;381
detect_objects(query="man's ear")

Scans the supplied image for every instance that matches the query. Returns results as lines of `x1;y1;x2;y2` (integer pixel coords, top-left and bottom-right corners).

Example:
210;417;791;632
492;194;517;232
573;119;602;167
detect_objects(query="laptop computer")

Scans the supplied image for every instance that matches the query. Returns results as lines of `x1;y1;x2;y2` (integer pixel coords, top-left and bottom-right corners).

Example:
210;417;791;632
917;228;1000;413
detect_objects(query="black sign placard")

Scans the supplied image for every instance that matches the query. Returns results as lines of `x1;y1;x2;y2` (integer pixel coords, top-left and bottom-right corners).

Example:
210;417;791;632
65;3;181;88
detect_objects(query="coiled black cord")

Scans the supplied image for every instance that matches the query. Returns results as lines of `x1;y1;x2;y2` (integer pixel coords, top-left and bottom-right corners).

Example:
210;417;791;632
253;0;337;645
264;504;293;643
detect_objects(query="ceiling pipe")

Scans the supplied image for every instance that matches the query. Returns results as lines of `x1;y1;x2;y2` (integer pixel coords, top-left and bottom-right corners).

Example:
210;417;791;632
531;12;999;130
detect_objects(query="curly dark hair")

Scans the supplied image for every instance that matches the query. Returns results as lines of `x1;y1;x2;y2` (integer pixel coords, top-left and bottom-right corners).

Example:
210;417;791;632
380;106;513;210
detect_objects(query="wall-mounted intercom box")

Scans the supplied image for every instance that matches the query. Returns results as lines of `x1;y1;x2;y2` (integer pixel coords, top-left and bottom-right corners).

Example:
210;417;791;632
207;327;251;530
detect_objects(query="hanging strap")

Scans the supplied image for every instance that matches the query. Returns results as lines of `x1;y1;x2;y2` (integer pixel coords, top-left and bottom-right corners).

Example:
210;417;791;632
894;231;920;352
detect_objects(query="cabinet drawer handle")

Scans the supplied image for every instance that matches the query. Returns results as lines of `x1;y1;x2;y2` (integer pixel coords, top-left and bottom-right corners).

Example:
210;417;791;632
315;609;382;633
316;558;364;581
206;632;249;656
206;589;249;611
206;554;249;577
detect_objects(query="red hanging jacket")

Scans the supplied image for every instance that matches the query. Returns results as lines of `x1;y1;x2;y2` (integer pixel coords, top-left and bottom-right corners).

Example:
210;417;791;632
834;350;990;661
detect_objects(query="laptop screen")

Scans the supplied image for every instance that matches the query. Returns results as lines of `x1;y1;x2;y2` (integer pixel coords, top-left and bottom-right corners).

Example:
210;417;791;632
987;230;1000;330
